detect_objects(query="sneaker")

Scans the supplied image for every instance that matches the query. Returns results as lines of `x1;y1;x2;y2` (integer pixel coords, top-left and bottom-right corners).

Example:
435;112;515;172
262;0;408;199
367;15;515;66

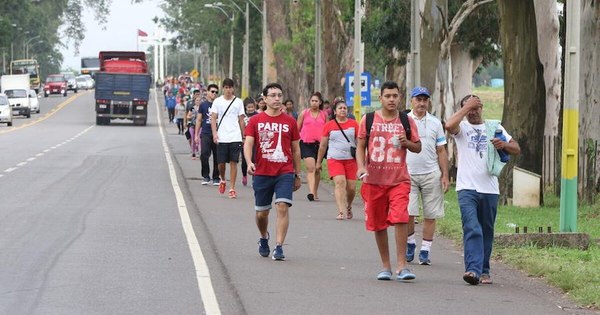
406;243;416;262
272;245;285;261
258;234;270;257
396;268;416;281
201;178;211;185
419;250;431;265
228;189;237;199
242;175;248;186
212;181;220;186
271;245;285;260
218;181;226;194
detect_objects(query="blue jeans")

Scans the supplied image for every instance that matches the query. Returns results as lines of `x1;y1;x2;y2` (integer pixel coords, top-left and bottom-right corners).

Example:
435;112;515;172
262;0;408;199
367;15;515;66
458;190;498;276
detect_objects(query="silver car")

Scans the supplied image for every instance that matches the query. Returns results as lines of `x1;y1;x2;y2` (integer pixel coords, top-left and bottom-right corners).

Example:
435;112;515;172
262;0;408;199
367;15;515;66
28;89;40;113
0;93;13;126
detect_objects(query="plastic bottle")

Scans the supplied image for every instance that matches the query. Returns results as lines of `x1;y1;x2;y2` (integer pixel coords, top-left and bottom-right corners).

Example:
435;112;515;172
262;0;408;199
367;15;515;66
494;129;510;162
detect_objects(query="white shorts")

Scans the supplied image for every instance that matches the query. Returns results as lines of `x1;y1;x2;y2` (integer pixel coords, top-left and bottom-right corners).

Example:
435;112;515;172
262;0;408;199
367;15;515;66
408;169;444;219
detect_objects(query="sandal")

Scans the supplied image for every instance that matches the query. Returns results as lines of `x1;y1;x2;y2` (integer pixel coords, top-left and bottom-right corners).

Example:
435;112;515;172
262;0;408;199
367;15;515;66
336;212;345;220
346;206;353;220
480;274;493;284
307;193;315;201
463;271;479;285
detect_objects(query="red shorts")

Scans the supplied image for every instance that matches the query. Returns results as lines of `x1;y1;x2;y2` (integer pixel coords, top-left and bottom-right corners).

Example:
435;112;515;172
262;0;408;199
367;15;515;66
361;182;411;231
327;159;358;180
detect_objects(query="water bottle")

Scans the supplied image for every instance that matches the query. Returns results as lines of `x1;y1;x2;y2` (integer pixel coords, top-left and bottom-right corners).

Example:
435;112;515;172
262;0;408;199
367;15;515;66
494;129;510;162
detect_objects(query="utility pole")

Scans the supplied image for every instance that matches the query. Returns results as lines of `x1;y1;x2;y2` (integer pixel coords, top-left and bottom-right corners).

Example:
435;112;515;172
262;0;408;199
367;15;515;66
242;1;250;99
314;0;322;93
262;0;268;87
559;0;580;232
352;0;362;121
407;0;421;109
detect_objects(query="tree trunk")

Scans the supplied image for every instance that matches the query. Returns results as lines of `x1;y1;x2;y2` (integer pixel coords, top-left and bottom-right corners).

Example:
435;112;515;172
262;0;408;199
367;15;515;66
498;0;546;205
451;44;481;107
420;0;446;116
534;0;561;138
580;0;600;201
322;0;353;102
265;0;308;109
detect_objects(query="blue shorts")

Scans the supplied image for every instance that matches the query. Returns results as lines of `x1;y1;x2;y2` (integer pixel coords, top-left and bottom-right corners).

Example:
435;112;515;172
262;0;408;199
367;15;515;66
253;173;294;211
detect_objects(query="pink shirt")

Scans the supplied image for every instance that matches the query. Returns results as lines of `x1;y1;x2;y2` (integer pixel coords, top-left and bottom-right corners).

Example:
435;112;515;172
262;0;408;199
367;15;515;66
357;111;420;186
299;109;327;143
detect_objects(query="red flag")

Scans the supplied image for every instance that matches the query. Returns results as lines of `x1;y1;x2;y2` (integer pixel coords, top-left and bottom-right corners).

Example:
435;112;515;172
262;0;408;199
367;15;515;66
137;29;148;37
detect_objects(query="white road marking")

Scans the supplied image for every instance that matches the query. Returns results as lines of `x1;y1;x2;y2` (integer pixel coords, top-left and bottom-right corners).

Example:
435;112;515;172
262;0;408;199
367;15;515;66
153;89;221;315
0;125;94;179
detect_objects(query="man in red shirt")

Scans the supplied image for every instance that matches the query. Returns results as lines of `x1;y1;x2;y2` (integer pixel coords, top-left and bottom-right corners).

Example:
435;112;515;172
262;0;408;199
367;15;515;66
356;81;422;281
244;83;302;261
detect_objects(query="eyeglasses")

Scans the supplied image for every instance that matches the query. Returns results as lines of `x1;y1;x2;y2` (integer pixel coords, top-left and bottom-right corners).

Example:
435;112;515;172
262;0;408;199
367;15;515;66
266;93;283;98
210;90;218;94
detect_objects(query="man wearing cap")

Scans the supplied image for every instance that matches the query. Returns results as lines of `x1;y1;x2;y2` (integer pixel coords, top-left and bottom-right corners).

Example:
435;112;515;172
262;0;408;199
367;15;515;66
405;86;449;266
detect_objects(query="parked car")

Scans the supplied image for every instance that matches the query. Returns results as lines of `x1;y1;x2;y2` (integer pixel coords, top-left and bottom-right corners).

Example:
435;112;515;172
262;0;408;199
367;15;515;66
0;93;13;126
29;89;40;113
44;74;68;97
61;72;78;93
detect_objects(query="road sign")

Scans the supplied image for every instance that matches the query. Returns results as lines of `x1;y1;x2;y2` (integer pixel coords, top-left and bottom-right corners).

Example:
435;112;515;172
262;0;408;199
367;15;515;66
190;69;199;78
345;72;371;106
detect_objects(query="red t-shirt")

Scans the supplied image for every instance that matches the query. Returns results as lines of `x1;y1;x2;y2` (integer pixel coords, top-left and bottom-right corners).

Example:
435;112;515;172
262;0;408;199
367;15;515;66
245;112;300;176
357;111;420;186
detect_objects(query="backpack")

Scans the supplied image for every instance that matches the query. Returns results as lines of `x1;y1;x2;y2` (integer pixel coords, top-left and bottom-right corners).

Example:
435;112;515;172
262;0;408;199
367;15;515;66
365;110;412;146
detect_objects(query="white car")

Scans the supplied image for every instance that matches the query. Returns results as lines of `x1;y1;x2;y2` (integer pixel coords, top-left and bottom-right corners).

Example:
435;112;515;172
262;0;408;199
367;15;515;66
76;75;95;89
0;93;13;126
28;89;40;114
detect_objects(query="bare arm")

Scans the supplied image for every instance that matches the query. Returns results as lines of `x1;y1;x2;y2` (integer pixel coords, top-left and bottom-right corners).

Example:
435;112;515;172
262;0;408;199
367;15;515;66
491;138;521;156
244;136;256;175
296;111;304;133
356;137;367;178
445;96;481;135
292;139;302;191
210;112;218;143
315;136;329;171
238;115;245;140
195;113;203;141
436;145;450;193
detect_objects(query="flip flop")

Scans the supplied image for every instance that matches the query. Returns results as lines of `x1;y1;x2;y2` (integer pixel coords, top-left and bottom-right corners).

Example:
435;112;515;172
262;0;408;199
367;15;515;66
307;193;315;201
463;271;479;285
480;274;493;284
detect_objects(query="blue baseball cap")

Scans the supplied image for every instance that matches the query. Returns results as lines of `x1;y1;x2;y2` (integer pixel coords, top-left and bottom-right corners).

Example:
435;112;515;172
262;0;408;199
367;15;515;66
410;86;431;98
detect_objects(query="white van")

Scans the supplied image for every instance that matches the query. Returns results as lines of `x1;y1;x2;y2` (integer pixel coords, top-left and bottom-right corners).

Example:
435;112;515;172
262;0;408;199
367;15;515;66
0;93;13;126
1;74;31;118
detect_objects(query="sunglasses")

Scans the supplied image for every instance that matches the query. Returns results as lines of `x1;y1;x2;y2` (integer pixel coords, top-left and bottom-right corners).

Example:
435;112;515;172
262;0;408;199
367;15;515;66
210;90;218;94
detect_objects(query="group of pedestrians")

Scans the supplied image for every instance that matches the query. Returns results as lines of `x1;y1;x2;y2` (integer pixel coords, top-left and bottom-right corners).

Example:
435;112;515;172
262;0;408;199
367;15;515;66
163;77;521;285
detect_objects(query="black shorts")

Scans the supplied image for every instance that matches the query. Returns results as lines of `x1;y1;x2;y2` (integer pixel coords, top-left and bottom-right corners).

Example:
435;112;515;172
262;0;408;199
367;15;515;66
217;142;242;164
300;141;319;159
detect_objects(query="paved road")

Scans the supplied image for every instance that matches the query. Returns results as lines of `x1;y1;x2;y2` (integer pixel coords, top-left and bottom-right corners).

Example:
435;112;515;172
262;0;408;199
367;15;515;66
0;89;594;314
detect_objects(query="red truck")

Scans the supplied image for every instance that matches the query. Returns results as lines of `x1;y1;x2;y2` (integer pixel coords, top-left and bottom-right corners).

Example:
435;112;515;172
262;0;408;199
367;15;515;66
94;51;152;125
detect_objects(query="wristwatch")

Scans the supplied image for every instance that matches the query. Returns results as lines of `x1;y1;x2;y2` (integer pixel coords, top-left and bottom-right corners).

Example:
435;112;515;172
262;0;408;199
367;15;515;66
294;174;300;179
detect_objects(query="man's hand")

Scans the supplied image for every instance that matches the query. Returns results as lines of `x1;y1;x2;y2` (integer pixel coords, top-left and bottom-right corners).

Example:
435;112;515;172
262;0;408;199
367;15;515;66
293;175;301;191
247;162;256;175
441;176;449;193
213;134;219;144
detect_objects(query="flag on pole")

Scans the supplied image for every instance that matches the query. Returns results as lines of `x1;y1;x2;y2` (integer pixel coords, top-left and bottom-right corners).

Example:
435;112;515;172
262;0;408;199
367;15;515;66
137;29;148;37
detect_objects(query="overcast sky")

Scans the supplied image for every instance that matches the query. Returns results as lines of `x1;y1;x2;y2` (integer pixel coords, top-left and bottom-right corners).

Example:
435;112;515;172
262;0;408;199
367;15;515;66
60;0;164;70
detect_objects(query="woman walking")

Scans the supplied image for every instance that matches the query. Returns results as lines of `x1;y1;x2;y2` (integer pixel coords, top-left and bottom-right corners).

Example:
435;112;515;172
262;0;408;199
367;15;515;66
316;99;359;219
297;91;328;201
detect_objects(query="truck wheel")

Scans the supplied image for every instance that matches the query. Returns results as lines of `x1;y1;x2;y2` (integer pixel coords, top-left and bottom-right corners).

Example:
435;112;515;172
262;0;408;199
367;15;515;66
7;122;12;127
63;91;67;97
26;112;31;119
74;88;78;93
96;117;105;125
134;119;147;126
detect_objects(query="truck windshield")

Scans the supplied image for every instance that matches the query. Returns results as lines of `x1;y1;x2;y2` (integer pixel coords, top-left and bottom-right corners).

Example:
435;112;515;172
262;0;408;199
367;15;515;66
5;90;28;98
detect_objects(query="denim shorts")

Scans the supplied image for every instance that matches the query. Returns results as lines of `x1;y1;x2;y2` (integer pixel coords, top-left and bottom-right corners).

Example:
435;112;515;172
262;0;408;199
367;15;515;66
253;173;294;211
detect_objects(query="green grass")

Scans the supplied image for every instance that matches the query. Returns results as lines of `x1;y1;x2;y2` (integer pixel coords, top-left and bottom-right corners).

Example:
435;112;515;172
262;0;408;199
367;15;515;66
438;187;600;308
473;86;504;120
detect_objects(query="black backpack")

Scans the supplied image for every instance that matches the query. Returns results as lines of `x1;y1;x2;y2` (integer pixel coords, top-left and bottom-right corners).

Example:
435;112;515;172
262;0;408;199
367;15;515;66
365;110;412;146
